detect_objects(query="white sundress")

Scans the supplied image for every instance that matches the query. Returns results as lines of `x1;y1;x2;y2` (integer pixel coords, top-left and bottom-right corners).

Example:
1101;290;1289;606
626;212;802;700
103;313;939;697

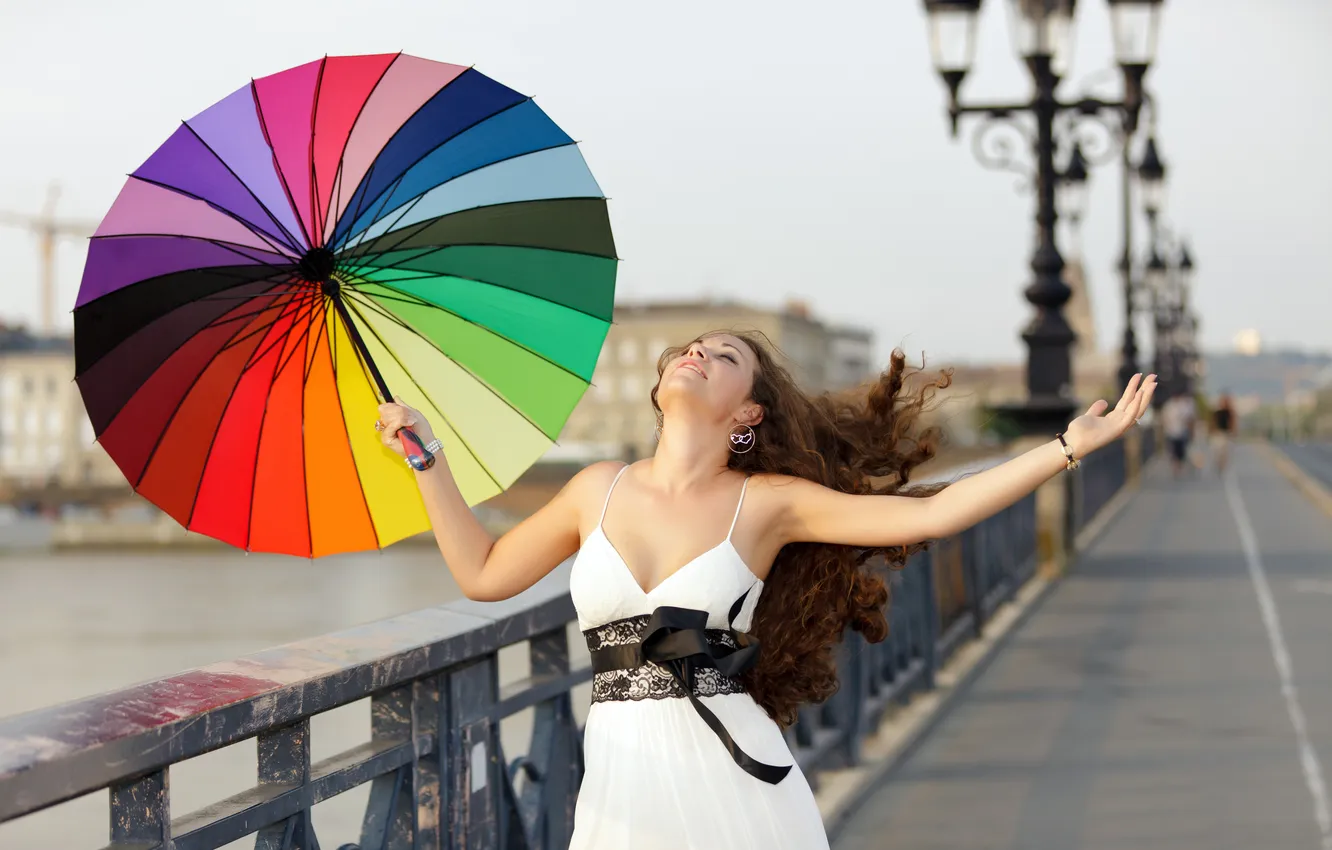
567;466;831;849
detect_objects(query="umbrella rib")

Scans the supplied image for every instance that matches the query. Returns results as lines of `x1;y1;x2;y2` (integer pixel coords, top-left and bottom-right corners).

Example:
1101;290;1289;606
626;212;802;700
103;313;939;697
325;303;382;551
342;288;559;442
334;93;533;253
114;175;299;258
74;277;290;392
340;140;579;251
341;176;447;255
271;292;324;374
305;58;328;246
178;124;307;254
126;290;286;492
318;53;402;243
338;197;619;263
90;233;299;282
197;286;314;302
184;290;311;533
339;294;505;493
346;280;594;385
243;291;318;557
206;286;312;337
303;299;332;385
332;56;467;251
262;293;323;393
230;289;321;371
250;79;315;252
354;236;616;264
297;298;325;558
340;248;612;324
74;264;292;377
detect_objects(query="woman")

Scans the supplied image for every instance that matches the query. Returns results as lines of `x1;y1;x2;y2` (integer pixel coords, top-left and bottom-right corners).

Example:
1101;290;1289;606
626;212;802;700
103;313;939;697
1210;392;1237;472
376;331;1155;849
1161;391;1196;477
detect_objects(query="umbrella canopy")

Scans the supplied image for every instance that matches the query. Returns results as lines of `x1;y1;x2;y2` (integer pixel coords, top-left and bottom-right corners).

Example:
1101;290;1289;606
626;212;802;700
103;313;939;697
74;53;616;557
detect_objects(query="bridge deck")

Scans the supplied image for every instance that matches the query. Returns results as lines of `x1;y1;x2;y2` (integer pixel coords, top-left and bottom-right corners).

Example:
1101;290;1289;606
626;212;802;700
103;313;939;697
836;445;1332;850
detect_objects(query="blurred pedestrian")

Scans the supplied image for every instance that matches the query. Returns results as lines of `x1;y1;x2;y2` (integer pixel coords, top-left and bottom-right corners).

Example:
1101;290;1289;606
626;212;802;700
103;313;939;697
1210;392;1237;473
1162;391;1195;477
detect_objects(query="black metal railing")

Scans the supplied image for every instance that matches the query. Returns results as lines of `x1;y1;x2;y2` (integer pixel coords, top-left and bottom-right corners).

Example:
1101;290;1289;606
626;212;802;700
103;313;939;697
1070;438;1129;537
1140;426;1159;466
0;450;1133;849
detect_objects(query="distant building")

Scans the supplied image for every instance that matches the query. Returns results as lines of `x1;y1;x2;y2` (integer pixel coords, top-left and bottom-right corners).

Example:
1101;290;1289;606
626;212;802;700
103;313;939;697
828;324;875;390
0;325;123;490
558;299;876;462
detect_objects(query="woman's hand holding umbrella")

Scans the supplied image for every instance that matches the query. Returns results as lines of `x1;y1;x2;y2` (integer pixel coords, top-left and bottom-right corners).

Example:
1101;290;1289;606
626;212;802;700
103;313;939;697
377;399;436;462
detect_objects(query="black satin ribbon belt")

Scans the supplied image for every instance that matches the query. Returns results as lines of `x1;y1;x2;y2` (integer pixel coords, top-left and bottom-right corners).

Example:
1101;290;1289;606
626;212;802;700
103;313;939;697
587;605;793;785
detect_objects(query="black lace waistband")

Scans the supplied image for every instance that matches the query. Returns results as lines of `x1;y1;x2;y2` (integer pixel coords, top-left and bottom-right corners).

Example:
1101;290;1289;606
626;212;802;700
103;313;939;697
584;614;746;702
582;604;792;785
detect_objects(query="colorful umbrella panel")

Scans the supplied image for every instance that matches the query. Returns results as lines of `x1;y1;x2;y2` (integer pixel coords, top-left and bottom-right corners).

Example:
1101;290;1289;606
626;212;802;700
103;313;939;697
74;53;617;557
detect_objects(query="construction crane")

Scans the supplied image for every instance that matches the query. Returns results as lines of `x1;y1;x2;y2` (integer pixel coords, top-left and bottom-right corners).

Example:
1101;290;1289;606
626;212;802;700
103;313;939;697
0;183;99;335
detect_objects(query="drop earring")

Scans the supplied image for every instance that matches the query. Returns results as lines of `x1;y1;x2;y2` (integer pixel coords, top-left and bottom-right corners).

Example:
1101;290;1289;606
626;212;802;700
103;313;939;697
728;423;756;454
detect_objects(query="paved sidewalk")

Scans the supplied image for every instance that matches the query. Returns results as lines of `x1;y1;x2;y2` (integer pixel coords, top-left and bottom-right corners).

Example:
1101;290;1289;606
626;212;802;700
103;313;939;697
1281;442;1332;492
836;445;1332;850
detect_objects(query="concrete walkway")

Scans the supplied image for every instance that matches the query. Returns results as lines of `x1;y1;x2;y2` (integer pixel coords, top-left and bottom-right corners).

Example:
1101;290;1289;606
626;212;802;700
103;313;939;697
836;445;1332;850
1282;443;1332;492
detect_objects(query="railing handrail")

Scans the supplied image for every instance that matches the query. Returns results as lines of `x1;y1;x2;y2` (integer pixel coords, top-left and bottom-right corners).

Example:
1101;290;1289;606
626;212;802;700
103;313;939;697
0;563;579;822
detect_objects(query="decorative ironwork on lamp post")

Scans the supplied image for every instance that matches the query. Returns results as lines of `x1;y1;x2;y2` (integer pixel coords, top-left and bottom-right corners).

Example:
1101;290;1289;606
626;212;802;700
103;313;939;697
1145;217;1196;407
1133;129;1199;407
920;0;1165;435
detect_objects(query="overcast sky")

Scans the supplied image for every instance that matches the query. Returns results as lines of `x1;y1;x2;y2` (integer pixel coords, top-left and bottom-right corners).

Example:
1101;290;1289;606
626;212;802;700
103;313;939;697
1;0;1328;366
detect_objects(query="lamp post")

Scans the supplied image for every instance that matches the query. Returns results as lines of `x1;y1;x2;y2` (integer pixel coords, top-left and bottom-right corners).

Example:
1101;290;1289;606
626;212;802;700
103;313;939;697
1118;127;1166;389
1146;224;1196;406
921;0;1164;435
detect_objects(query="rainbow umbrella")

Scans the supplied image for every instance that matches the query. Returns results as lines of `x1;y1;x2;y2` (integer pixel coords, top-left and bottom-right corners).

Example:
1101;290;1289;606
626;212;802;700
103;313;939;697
74;53;616;557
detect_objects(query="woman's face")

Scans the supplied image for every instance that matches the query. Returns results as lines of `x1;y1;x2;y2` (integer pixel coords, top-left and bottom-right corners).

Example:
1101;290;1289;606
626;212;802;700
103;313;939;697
657;333;761;423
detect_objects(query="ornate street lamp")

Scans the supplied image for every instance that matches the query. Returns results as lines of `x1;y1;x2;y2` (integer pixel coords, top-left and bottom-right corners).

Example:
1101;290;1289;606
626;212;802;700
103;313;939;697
1118;125;1168;389
1147;244;1175;404
921;0;1165;435
1137;134;1166;220
1107;0;1163;78
1145;224;1196;404
1058;141;1090;230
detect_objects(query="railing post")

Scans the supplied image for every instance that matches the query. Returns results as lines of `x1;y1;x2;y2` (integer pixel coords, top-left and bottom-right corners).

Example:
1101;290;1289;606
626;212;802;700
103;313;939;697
357;683;433;850
446;657;499;849
919;550;938;690
110;769;170;847
518;627;580;850
841;634;867;766
963;526;985;637
414;676;444;849
256;719;316;850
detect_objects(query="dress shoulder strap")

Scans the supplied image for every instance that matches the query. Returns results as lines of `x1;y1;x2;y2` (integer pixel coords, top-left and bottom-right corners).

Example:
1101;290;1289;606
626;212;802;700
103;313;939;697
598;464;630;526
725;475;752;540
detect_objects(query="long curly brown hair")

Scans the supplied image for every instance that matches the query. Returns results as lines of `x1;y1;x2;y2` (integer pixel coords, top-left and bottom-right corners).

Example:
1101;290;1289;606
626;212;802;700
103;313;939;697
650;329;953;728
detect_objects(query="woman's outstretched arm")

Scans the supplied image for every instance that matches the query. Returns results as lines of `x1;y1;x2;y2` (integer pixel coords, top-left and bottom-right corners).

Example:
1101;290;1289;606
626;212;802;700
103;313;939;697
772;374;1157;549
378;398;619;601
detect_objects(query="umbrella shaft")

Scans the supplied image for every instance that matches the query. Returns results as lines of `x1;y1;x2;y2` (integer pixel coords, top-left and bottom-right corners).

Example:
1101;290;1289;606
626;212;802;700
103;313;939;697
331;294;436;471
331;295;392;402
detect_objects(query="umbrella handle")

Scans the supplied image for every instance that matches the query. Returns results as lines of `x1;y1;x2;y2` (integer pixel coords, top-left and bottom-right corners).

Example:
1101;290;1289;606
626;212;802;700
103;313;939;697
397;426;436;472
